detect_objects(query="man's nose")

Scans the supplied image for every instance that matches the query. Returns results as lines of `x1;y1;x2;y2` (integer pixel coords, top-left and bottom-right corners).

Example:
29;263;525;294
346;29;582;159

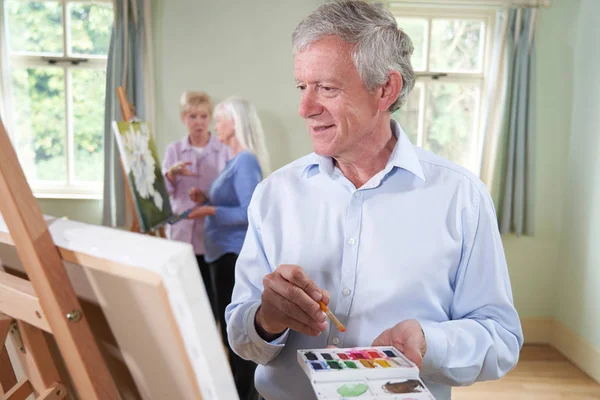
298;89;322;118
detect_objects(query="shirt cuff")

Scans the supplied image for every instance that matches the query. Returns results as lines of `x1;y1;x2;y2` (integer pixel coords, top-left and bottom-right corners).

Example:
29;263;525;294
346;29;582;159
245;303;290;349
164;172;177;194
419;320;448;377
214;206;225;224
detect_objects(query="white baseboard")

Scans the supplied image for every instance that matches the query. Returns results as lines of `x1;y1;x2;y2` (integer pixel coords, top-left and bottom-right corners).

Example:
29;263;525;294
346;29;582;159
522;317;600;383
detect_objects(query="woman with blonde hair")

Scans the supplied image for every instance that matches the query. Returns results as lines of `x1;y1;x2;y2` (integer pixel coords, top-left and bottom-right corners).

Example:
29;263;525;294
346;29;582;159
162;91;229;321
188;96;269;400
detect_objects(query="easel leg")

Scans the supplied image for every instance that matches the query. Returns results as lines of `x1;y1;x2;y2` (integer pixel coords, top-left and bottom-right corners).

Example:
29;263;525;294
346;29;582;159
0;345;18;395
2;379;33;400
0;315;17;395
37;383;67;400
11;321;61;396
1;315;68;400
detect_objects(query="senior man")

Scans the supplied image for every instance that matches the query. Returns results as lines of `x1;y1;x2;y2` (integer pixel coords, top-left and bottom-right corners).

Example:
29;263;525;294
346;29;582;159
225;1;524;399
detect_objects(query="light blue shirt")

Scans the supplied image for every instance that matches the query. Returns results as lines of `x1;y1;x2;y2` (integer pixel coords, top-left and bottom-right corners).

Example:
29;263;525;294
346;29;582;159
226;120;524;400
204;150;263;263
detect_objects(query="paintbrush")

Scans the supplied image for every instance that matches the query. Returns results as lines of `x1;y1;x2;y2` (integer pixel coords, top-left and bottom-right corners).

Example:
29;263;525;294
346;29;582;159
319;301;346;332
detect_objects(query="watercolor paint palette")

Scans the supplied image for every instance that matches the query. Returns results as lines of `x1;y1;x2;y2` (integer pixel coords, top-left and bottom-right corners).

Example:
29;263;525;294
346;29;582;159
297;346;434;399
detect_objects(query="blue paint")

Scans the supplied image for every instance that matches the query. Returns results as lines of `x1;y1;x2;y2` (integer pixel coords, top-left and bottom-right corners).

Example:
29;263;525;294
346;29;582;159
311;362;324;370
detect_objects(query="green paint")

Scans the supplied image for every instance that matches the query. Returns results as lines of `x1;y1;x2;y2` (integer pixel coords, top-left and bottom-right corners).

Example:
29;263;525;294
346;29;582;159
336;383;368;397
326;360;342;370
344;361;358;369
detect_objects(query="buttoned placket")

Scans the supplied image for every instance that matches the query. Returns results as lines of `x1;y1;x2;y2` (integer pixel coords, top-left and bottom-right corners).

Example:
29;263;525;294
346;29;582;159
327;180;364;348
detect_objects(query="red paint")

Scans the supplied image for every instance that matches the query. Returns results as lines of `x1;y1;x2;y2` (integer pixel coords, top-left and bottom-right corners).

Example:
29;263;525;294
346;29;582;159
368;351;381;358
350;352;365;360
337;353;349;360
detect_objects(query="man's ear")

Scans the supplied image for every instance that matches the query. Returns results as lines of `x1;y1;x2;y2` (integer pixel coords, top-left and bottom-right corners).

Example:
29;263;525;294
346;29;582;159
379;71;403;111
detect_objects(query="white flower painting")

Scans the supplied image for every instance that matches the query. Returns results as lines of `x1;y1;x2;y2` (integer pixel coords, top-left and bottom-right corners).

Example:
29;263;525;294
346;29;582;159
123;124;163;210
112;121;172;232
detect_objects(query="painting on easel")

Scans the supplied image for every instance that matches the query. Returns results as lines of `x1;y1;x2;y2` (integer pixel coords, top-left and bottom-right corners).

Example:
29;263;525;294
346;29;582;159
112;121;172;232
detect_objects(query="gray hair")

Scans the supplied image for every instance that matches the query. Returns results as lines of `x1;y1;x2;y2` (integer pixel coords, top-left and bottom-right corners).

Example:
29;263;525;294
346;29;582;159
292;0;415;112
214;96;271;175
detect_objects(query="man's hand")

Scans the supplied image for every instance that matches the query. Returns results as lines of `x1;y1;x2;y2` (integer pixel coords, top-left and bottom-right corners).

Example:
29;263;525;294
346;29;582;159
255;265;329;340
371;319;427;368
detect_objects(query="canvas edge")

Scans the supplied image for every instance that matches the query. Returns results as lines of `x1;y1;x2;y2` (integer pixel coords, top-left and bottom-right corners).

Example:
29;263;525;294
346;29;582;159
0;214;239;399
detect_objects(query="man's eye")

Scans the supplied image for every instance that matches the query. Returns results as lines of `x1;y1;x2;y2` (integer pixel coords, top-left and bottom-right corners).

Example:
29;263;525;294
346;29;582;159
296;85;306;91
318;85;337;93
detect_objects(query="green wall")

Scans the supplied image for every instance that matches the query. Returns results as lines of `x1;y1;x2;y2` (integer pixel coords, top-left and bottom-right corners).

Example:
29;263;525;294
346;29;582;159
37;198;103;225
37;1;597;346
151;0;322;169
502;0;580;318
555;0;600;350
150;0;581;320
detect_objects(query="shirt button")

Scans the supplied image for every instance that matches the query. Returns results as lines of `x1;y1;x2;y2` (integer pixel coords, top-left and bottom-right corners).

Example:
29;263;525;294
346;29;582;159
348;238;356;245
332;337;340;345
343;288;351;296
354;191;361;197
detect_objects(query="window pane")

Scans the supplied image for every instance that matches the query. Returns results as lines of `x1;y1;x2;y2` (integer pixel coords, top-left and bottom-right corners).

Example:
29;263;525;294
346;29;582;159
10;68;66;182
70;2;114;56
424;83;479;169
392;83;422;145
72;69;106;182
396;17;427;71
430;19;484;72
5;1;63;54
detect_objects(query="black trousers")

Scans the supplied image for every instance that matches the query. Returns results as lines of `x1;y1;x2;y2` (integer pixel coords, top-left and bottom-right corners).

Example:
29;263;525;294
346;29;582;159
195;255;217;320
199;253;258;400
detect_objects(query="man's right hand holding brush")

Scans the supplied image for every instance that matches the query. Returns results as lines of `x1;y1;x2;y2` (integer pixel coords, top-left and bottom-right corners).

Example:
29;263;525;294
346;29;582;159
254;264;332;341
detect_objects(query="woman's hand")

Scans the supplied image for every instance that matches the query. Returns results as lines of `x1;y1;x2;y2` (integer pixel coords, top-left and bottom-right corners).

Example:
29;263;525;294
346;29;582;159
187;206;216;219
166;161;193;183
189;187;208;204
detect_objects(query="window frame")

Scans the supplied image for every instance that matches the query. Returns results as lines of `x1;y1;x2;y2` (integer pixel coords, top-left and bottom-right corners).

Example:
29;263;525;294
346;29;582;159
3;0;113;199
391;5;497;174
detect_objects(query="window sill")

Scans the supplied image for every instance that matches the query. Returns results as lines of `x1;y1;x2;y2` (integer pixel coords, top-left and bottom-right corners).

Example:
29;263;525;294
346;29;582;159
31;185;104;200
33;192;103;200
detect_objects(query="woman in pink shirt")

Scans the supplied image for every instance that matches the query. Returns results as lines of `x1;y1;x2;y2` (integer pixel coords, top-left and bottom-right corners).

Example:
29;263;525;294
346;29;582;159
162;91;230;318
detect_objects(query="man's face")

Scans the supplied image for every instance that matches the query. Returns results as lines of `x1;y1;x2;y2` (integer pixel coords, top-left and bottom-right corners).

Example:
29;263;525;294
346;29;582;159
294;35;382;159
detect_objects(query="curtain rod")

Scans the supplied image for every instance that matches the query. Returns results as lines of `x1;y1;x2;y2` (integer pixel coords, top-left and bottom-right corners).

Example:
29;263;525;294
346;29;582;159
384;0;551;8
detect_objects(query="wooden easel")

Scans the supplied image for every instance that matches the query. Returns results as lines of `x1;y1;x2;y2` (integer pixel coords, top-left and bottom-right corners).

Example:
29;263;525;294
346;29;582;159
0;119;120;399
115;86;166;238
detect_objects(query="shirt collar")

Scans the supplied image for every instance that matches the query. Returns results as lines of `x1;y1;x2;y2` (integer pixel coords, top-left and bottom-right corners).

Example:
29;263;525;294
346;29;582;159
181;133;220;153
301;119;426;182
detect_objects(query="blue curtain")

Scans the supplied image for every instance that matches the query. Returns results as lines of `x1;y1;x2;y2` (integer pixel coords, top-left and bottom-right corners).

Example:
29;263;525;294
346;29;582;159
497;8;537;236
103;0;149;227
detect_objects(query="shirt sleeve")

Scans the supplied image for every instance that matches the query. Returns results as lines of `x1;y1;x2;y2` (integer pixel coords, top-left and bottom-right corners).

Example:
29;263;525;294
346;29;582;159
214;154;262;226
418;185;524;386
225;182;289;364
162;143;178;195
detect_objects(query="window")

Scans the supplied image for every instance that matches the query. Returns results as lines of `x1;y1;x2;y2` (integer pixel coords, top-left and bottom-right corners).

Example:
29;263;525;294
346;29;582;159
391;6;495;174
3;0;113;198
